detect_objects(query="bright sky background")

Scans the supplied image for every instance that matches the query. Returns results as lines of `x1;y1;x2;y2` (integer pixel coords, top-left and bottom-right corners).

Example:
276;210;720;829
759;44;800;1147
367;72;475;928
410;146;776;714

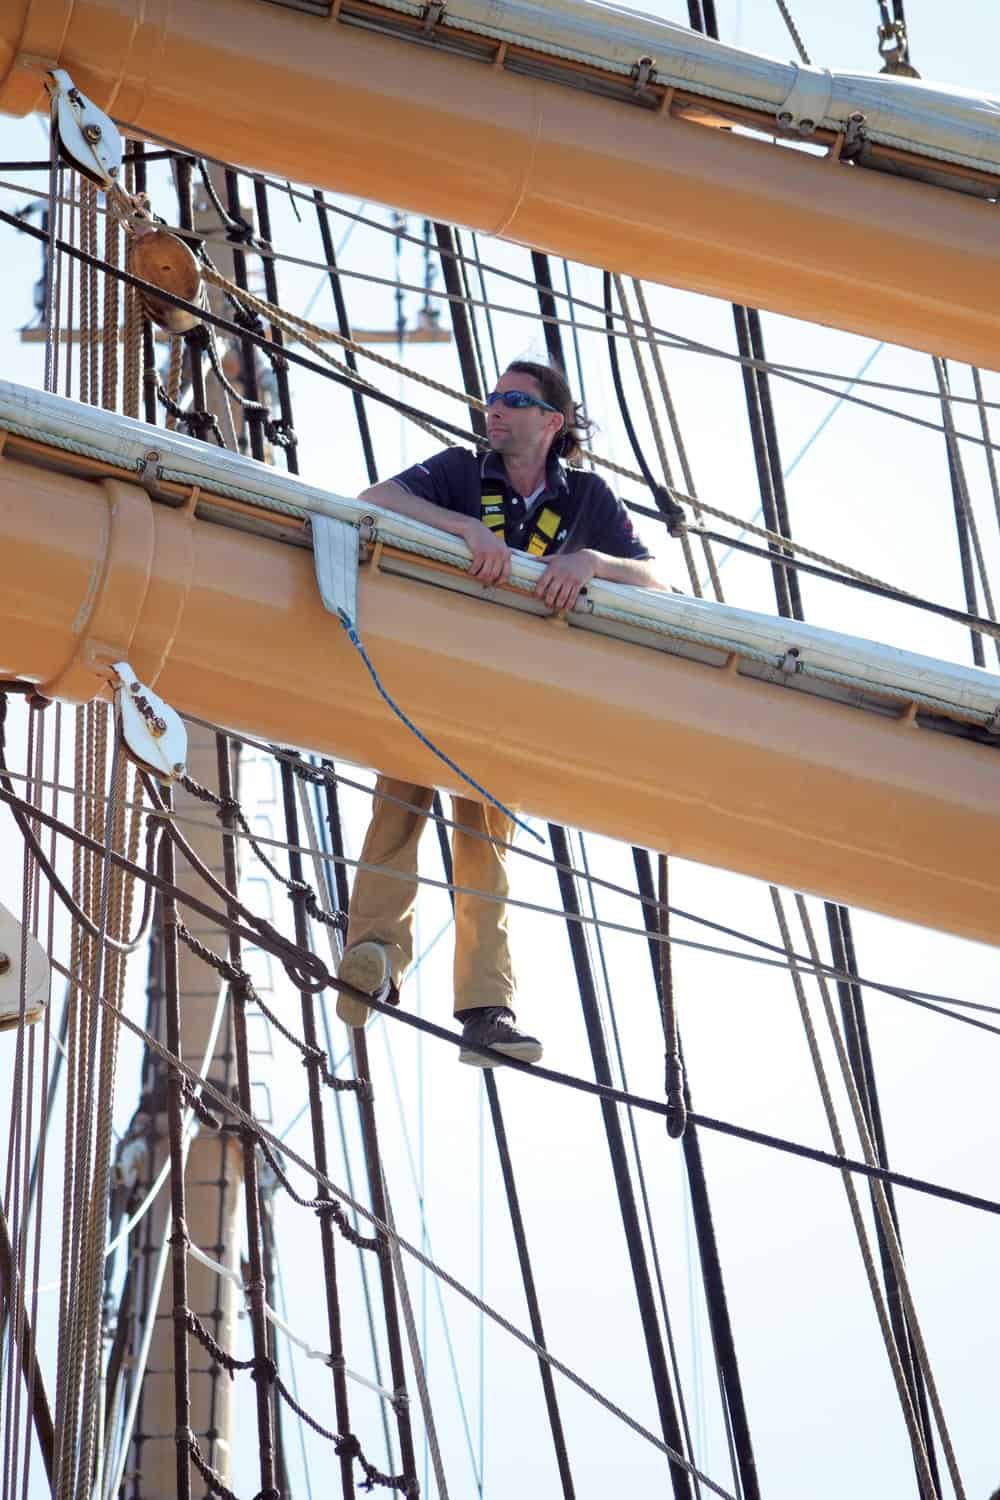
1;3;999;1499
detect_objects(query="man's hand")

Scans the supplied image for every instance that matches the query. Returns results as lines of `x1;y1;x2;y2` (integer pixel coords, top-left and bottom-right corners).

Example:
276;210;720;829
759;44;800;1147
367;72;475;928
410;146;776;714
458;518;513;585
534;549;598;612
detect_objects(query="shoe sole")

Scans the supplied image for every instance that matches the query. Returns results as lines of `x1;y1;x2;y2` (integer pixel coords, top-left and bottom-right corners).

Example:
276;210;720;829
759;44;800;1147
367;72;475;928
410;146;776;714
336;944;389;1028
458;1038;543;1068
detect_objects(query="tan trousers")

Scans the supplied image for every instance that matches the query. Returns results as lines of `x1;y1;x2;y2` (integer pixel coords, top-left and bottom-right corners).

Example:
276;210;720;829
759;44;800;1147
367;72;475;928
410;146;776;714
345;777;516;1016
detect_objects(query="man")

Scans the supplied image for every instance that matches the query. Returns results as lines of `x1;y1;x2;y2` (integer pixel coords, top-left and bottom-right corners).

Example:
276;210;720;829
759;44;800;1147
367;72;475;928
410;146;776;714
337;360;665;1066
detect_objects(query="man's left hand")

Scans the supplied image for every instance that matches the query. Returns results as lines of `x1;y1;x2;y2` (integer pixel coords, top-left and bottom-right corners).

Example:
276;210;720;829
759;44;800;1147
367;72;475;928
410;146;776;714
534;550;598;612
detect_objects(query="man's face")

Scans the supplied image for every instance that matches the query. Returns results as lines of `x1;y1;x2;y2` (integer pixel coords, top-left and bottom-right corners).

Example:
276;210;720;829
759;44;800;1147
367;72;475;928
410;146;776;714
486;370;564;457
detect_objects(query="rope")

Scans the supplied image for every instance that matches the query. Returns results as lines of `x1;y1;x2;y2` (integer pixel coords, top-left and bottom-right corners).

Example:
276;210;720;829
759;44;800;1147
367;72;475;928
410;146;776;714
630;276;724;601
933;357;1000;667
773;0;810;62
789;895;966;1498
382;1185;450;1499
769;889;937;1496
5;750;994;1035
201;262;451;452
335;609;543;843
11;202;1000;640
53;947;985;1500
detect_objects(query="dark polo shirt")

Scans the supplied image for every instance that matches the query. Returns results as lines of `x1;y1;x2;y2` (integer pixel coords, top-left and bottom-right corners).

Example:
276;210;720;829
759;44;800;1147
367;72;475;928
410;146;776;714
392;447;653;561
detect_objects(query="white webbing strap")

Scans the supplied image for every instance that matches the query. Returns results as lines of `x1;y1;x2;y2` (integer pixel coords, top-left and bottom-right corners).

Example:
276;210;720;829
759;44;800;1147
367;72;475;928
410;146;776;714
312;513;359;626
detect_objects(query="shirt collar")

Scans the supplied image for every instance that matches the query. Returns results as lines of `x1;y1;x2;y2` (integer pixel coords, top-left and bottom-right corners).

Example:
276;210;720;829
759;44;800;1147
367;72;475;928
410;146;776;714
480;447;568;496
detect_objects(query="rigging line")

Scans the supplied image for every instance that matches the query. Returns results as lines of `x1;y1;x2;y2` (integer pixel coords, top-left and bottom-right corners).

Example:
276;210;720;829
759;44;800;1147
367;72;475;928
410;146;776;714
427;794;576;1499
213;735;281;1500
50;954;740;1500
604;271;692;560
278;757;383;1496
770;889;938;1498
152;764;1000;1023
16;187;1000;433
349;1028;422;1491
823;901;943;1497
44;915;1000;1239
631;849;759;1500
630;275;724;601
299;771;398;1475
935;356;1000;668
9;209;1000;618
0;208;465;446
380;1185;451;1500
373;1014;481;1492
682;522;1000;640
547;813;694;1497
272;1240;318;1500
4;769;995;1036
11;749;991;1029
577;835;702;1498
791;895;966;1500
314;190;379;484
222;166;269;461
773;0;810;63
335;609;542;843
140;161;1000;409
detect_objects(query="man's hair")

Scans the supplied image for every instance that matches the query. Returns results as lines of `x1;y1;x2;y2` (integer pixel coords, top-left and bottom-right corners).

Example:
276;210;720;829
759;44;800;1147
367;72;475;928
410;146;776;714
505;360;593;465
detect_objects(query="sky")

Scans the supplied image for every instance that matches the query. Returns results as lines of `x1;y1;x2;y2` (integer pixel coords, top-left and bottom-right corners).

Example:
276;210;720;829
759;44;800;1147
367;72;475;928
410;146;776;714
1;2;1000;1498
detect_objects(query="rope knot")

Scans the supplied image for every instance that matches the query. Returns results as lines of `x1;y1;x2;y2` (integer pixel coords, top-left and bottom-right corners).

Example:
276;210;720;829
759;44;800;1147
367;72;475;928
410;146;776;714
251;1355;277;1387
266;416;296;447
653;484;687;537
334;1434;362;1462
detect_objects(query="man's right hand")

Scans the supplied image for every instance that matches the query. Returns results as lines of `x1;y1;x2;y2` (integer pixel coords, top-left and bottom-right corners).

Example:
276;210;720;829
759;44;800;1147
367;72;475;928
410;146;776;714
458;518;513;586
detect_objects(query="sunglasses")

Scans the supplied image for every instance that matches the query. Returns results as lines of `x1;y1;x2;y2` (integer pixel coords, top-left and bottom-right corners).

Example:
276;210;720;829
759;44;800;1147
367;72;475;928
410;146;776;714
485;390;560;415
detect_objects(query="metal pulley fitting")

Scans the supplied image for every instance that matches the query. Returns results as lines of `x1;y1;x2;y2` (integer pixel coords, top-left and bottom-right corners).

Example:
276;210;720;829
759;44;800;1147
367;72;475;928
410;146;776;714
110;661;188;782
128;224;206;334
45;68;123;187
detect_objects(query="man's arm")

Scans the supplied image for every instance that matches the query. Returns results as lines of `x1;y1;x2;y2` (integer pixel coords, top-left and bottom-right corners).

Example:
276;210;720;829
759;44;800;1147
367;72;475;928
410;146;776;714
533;547;666;612
358;479;512;585
586;550;667;591
358;479;471;540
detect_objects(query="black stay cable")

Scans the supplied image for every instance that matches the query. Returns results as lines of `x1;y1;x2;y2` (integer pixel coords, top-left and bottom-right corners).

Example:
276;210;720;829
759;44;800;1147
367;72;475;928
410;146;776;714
632;851;761;1500
826;904;942;1498
540;256;694;1496
0;206;476;446
602;270;686;534
434;223;488;442
6;201;1000;659
421;251;577;1491
315;191;379;485
252;178;300;474
429;795;577;1499
938;360;986;668
549;823;693;1499
223;166;268;461
732;304;795;619
694;0;943;1465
